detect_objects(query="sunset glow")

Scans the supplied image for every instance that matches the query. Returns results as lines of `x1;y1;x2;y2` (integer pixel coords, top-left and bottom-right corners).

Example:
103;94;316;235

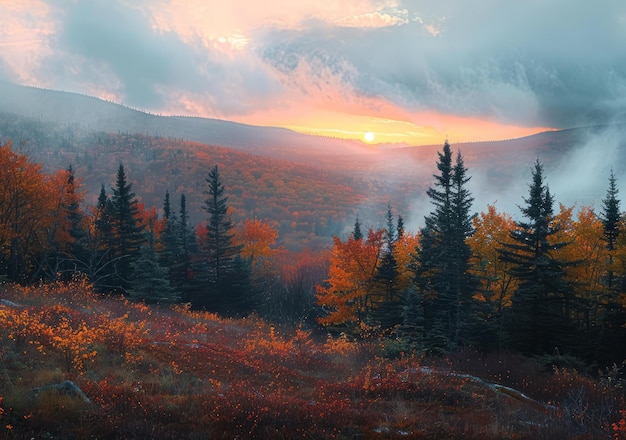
0;1;622;145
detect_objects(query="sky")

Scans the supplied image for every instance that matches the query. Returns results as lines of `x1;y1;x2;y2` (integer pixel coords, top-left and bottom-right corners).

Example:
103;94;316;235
1;0;625;145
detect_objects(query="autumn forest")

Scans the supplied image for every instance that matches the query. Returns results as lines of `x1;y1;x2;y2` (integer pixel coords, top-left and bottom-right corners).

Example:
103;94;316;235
1;115;626;438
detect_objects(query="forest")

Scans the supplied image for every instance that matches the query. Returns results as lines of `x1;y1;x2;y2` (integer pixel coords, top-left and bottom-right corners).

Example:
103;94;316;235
1;136;626;438
1;136;625;363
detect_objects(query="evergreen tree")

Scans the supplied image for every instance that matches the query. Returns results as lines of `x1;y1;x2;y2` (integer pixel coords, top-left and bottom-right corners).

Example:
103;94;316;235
595;170;626;363
192;166;248;314
499;160;575;355
176;193;196;302
399;285;425;350
130;235;179;304
91;184;116;291
110;163;146;294
397;215;405;239
158;190;179;285
371;206;402;332
353;215;363;241
409;141;479;350
599;169;621;289
63;165;88;270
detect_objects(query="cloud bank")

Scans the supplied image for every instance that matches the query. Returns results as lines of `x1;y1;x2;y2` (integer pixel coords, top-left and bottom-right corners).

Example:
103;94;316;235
1;0;625;139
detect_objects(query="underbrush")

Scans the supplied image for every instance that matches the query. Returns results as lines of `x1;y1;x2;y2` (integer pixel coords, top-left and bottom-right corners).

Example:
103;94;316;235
0;280;624;439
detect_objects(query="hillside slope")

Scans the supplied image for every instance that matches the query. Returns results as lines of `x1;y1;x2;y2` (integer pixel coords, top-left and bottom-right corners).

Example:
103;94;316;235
1;280;620;439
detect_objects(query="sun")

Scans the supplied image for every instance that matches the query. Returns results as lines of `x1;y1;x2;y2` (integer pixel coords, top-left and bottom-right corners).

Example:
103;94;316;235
363;131;375;143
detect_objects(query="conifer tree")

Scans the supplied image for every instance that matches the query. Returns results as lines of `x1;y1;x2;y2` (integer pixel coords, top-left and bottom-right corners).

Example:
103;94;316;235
91;184;116;291
176;193;196;302
595;170;626;363
130;235;178;304
64;166;88;267
409;141;479;350
599;169;621;289
110;163;146;294
400;285;425;350
499;160;575;355
192;166;247;314
158;190;179;286
371;206;402;332
353;215;363;241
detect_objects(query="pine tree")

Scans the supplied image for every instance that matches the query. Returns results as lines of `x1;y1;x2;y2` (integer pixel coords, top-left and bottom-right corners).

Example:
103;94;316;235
130;235;179;304
158;190;179;287
499;160;575;355
176;193;196;302
371;206;402;332
599;170;621;289
192;166;247;314
409;141;479;350
91;184;116;292
595;170;626;363
110;163;146;294
400;285;425;350
397;215;405;239
63;165;88;271
352;215;363;241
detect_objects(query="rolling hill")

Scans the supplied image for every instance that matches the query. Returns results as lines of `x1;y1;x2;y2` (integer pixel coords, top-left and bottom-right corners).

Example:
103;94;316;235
1;81;625;244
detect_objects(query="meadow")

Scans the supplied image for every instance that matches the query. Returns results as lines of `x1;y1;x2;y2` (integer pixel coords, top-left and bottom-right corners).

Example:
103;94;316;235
1;279;624;439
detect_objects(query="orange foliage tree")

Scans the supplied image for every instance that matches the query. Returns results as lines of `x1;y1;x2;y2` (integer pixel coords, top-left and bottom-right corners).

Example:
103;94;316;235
0;141;82;281
316;229;384;332
467;205;518;313
235;218;281;277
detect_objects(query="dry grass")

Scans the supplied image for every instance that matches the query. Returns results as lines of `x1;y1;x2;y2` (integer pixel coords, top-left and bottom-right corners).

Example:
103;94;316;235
0;280;624;439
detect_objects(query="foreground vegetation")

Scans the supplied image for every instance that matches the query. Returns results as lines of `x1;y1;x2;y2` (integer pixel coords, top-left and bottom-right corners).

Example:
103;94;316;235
1;280;625;439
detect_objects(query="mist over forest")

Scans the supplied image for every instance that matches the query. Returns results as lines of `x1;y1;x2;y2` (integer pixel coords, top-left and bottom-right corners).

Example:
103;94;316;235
2;82;625;237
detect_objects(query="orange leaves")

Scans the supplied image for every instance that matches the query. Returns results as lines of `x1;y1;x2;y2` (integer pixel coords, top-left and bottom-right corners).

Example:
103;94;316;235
468;205;517;307
0;280;148;373
0;141;86;280
235;219;281;275
316;229;384;327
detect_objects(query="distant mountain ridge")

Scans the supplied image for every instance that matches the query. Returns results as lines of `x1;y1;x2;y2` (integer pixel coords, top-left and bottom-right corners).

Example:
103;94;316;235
1;80;625;233
0;81;371;162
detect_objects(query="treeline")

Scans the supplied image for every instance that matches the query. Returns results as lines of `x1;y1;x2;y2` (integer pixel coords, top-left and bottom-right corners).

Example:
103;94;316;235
1;139;625;367
317;141;626;367
0;140;323;322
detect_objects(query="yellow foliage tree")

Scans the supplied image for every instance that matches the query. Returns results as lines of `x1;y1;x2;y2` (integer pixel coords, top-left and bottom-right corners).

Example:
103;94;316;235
467;205;518;312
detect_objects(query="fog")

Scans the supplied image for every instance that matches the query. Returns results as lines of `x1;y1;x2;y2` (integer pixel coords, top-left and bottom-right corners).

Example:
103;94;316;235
399;125;626;232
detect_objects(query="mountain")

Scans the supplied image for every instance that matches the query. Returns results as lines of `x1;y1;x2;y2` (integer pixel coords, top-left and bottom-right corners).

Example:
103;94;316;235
1;81;625;237
0;81;372;163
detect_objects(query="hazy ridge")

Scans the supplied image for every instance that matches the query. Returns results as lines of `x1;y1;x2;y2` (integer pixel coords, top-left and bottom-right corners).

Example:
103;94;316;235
1;81;625;235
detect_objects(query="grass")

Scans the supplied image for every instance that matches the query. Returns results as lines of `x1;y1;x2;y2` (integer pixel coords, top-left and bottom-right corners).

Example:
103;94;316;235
0;279;624;439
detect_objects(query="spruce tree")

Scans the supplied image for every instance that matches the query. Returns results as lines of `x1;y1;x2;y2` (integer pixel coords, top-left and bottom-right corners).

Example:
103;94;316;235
371;206;402;332
595;170;626;363
410;141;479;350
92;184;116;291
353;215;363;241
64;166;88;268
499;160;575;355
110;163;146;294
176;193;196;302
599;169;621;289
193;166;247;314
400;285;425;350
130;235;179;304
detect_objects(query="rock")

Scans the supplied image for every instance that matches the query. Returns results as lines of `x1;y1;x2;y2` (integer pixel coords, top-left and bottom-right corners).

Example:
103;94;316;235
32;380;91;404
0;299;19;307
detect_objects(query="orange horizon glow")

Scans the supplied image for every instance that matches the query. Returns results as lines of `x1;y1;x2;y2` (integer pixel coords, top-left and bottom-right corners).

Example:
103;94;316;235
229;108;555;147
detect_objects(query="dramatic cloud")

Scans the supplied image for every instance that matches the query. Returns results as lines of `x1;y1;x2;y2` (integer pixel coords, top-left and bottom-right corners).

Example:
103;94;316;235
1;0;625;142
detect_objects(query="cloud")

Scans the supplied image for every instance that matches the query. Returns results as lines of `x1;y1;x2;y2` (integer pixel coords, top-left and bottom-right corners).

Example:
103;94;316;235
0;0;57;84
1;0;625;132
